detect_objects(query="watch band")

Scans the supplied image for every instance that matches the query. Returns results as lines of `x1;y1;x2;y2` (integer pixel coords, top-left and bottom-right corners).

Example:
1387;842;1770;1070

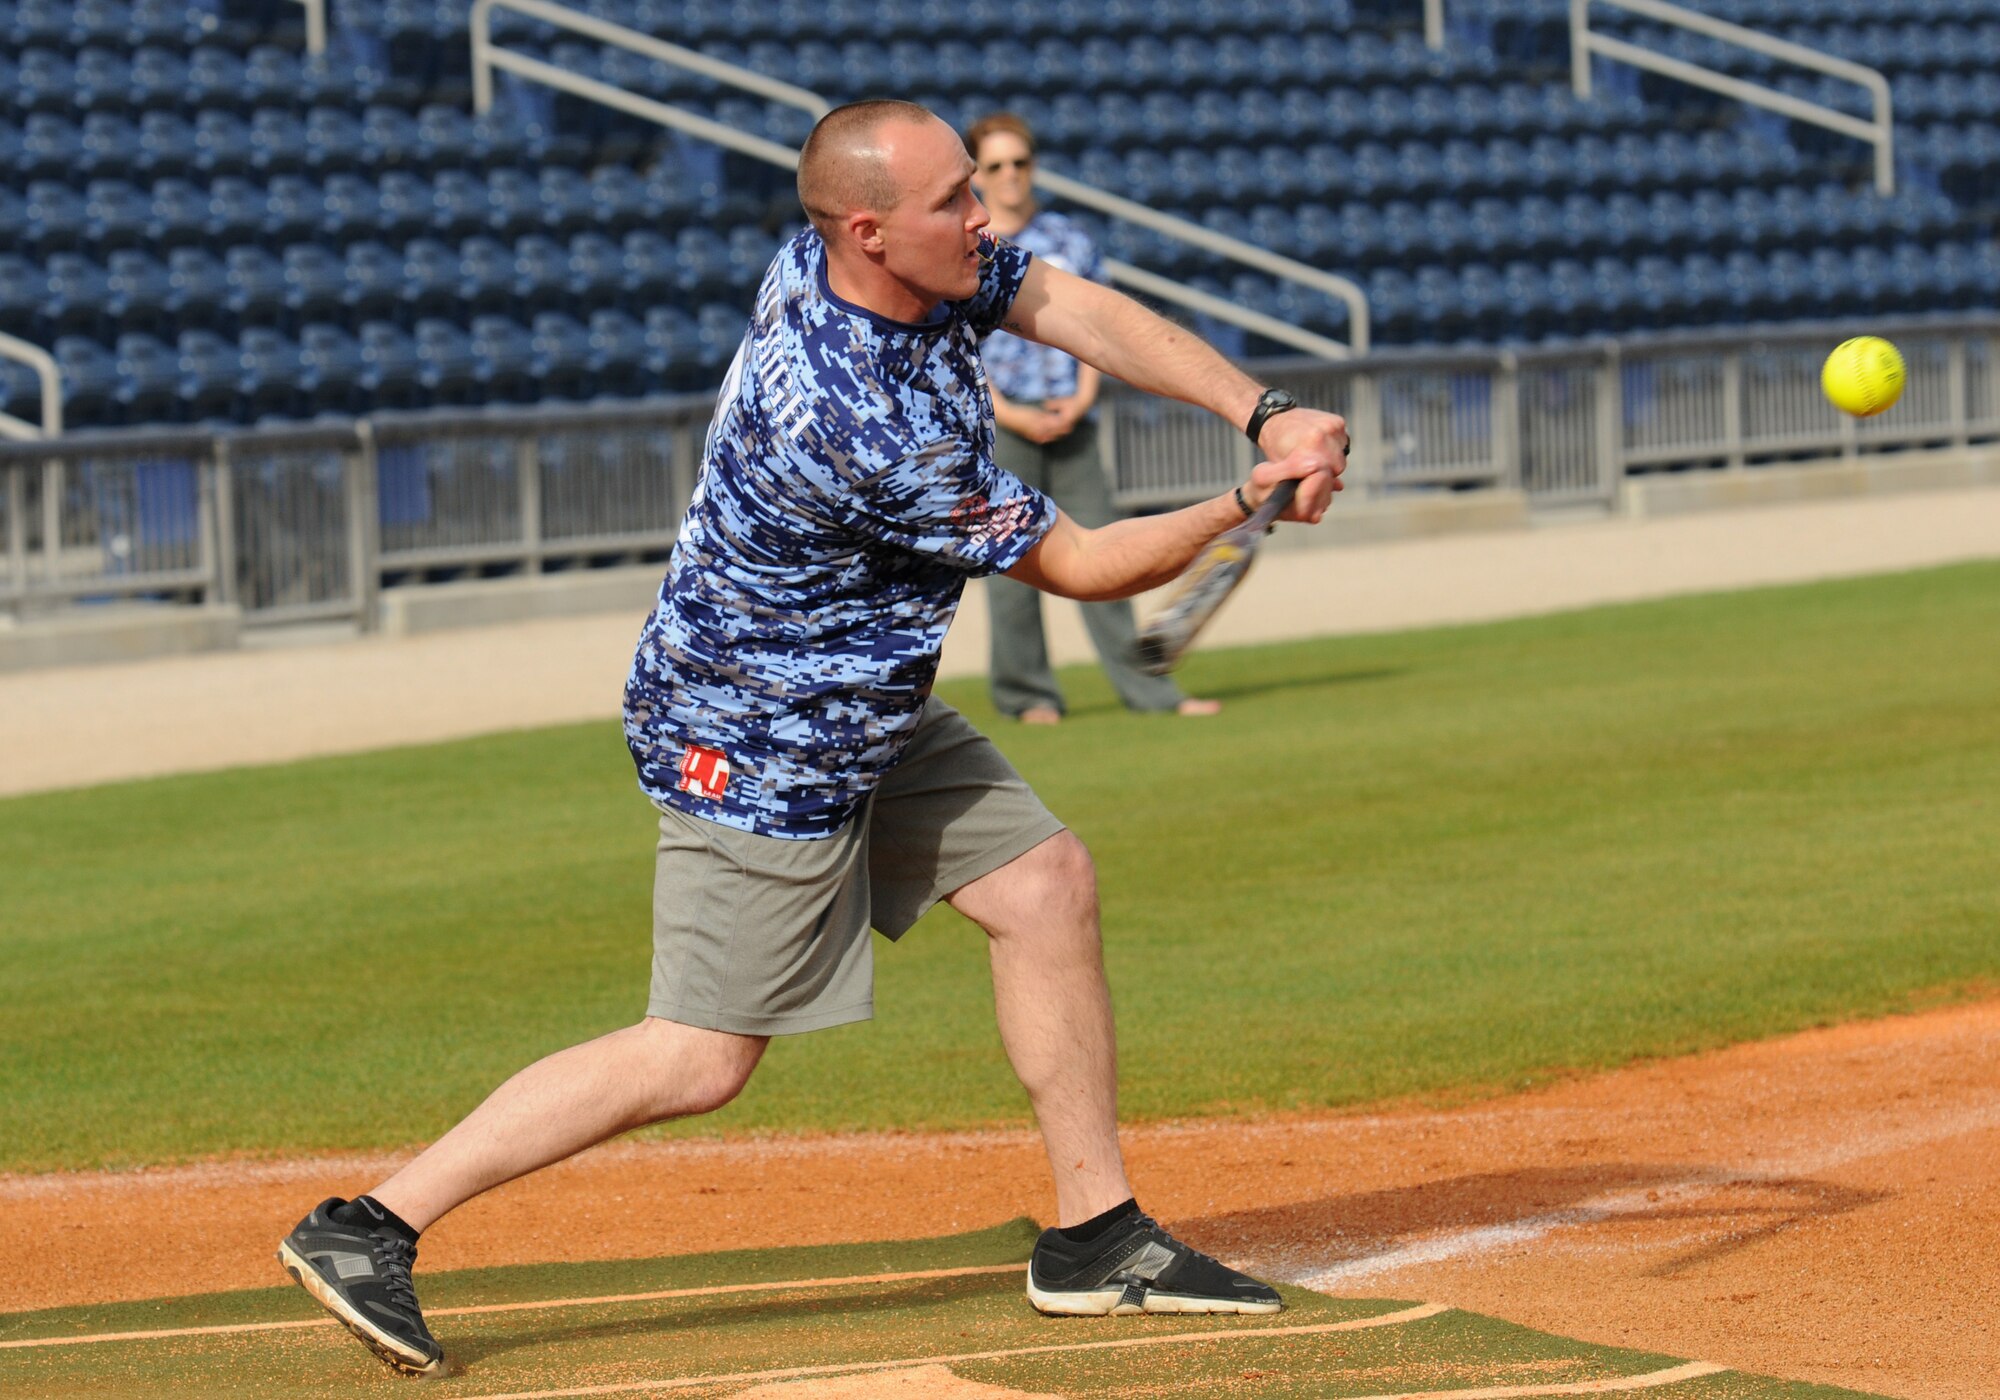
1243;388;1298;446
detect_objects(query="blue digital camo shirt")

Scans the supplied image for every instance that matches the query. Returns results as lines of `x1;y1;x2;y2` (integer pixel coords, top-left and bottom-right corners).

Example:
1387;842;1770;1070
623;229;1056;838
980;211;1106;403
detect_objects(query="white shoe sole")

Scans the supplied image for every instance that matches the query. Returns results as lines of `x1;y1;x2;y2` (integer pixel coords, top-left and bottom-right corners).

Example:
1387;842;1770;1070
277;1238;443;1377
1026;1274;1284;1317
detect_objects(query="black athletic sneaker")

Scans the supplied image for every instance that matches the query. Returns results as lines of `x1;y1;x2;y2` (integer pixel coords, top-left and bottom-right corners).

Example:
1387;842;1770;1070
1027;1213;1283;1316
277;1198;444;1376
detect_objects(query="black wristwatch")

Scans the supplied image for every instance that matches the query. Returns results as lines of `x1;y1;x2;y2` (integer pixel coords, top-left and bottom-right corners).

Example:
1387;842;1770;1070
1243;387;1298;446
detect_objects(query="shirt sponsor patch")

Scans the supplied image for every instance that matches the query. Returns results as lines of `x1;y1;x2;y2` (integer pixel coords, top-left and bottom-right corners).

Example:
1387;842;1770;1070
677;744;732;801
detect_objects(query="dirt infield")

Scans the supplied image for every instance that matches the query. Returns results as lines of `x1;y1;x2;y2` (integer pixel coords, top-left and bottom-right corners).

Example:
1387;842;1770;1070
7;999;1994;1399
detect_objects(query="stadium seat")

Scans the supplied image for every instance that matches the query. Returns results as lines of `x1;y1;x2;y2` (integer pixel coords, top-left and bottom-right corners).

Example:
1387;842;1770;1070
0;255;49;345
487;167;547;241
19;116;85;184
239;327;307;421
642;306;703;394
376;171;438;244
225;245;291;330
207;177;271;248
299;322;369;416
15;48;76;116
188;48;252;115
107;249;175;336
54;335;123;428
26;182;90;257
511;233;573;311
244;45;307;112
458;235;519;319
85;180;155;252
429;169;492;240
362;105;424;174
193;110;257;178
399;237;460;321
531;312;596;401
76;49;136;117
358;320;426;409
167;247;233;332
248;107;311;178
116;331;182;424
587;309;651;397
414;317;481;405
78;113;147;182
343;241;407;324
175;330;240;422
129;47;193;113
465;315;537;404
305;107;370;177
282;243;349;325
322;174;387;245
415;104;479;172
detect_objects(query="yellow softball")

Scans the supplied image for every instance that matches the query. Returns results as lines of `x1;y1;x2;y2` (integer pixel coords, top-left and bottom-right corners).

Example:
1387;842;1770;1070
1821;336;1906;418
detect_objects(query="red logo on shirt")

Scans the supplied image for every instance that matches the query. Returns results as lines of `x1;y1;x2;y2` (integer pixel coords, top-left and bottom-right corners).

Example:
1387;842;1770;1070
677;744;732;801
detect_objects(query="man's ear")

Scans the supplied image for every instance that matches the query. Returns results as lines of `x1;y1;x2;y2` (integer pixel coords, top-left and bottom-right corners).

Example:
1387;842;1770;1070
847;210;885;254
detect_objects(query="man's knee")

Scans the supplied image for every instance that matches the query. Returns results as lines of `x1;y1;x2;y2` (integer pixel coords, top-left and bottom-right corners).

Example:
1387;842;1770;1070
1014;830;1100;925
633;1018;766;1117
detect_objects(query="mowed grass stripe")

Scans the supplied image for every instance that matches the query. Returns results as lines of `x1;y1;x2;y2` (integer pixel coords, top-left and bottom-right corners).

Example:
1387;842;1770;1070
454;1304;1455;1400
0;1264;1027;1350
4;563;1998;1172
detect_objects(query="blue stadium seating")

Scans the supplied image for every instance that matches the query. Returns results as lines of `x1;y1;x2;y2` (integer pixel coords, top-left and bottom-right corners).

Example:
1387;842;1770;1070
2;0;1995;423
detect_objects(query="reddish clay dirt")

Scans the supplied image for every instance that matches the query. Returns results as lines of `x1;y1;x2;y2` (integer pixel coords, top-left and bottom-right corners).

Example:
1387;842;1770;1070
5;1000;1995;1400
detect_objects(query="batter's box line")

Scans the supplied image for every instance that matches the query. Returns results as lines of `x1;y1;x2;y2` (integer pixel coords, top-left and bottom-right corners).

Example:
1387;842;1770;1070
0;1263;1028;1351
461;1303;1720;1400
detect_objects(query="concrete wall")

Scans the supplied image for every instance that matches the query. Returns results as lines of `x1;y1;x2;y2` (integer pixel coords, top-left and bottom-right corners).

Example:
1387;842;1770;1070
0;605;241;673
1621;444;2000;518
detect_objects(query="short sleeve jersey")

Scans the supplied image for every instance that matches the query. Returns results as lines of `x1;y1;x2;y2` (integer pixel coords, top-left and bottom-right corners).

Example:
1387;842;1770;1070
623;229;1055;839
979;211;1106;403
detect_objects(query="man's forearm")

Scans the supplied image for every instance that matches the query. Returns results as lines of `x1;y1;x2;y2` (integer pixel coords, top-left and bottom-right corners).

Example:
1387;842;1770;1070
1010;492;1248;602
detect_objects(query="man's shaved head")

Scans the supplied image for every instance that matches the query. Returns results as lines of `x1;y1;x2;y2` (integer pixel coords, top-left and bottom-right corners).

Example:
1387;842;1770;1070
797;99;939;238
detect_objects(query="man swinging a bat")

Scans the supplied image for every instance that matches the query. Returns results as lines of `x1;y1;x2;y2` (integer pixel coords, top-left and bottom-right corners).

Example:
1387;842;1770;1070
277;98;1346;1379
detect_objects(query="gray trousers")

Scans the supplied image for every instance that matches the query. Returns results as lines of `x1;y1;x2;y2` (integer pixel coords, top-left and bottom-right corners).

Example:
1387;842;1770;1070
985;417;1185;716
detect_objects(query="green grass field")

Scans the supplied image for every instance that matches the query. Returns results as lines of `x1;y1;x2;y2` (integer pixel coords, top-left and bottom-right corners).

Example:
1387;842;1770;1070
3;562;1997;1174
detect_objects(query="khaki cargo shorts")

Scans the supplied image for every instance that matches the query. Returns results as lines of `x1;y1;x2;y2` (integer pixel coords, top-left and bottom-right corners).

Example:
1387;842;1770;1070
647;697;1067;1036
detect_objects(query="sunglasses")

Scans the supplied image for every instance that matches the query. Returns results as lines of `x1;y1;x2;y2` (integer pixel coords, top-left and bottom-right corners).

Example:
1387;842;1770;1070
979;157;1033;173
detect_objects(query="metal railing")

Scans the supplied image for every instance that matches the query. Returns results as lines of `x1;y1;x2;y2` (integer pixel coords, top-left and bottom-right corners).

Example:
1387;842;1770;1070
466;0;1369;355
291;0;326;56
1572;0;1895;194
8;318;1994;630
0;332;61;442
1;399;703;626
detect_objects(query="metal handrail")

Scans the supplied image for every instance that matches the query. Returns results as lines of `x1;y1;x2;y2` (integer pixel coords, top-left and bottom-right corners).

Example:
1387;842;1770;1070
0;332;61;441
1572;0;1894;195
291;0;326;55
1424;0;1444;50
467;0;1366;355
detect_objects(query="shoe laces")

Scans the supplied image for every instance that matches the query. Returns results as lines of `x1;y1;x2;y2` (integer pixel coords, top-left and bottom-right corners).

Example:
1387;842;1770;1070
370;1234;421;1313
1131;1213;1225;1271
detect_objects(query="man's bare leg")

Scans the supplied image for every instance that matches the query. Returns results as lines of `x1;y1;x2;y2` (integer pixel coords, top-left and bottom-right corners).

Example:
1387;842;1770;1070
368;1017;768;1232
948;830;1134;1227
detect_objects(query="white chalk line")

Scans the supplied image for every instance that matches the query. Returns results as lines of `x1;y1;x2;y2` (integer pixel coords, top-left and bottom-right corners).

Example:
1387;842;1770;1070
452;1303;1455;1400
0;1263;1024;1351
1292;1099;2000;1287
1343;1361;1727;1399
